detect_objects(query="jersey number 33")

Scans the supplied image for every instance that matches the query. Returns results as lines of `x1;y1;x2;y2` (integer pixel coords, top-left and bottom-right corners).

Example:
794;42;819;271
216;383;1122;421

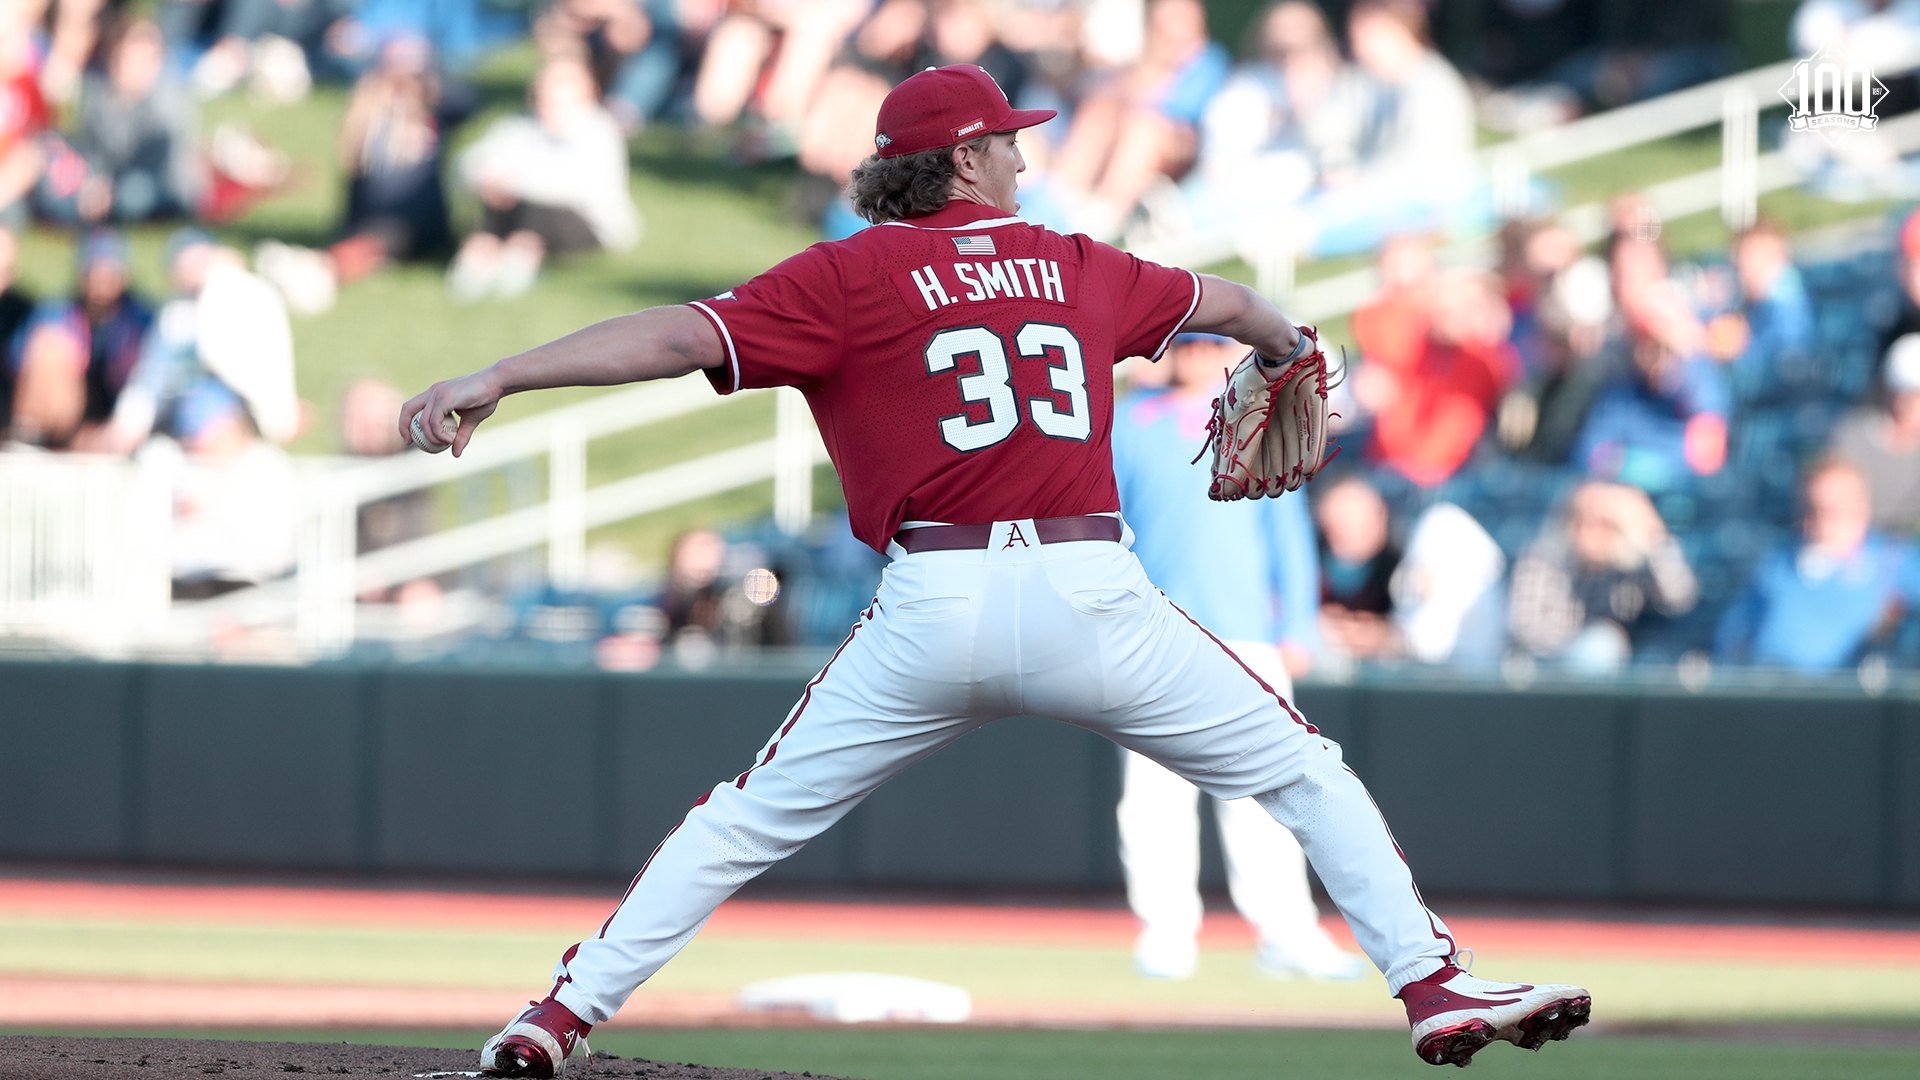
924;322;1089;452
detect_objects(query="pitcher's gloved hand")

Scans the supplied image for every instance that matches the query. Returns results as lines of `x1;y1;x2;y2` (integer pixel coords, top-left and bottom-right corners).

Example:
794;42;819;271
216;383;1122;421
1198;325;1342;500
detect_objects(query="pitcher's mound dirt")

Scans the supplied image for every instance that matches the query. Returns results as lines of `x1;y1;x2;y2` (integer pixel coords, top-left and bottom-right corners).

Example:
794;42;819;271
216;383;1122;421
0;1036;861;1079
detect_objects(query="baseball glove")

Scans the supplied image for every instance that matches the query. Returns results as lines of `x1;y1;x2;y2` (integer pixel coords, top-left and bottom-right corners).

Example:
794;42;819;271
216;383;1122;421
1197;326;1342;501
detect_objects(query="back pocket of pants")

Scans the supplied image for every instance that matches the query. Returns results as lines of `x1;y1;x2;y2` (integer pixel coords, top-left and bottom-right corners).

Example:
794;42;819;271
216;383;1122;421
894;596;971;619
1069;587;1147;616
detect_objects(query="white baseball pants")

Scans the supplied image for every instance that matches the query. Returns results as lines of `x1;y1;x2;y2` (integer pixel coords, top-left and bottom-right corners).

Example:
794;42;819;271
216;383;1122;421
551;529;1456;1026
1116;642;1325;951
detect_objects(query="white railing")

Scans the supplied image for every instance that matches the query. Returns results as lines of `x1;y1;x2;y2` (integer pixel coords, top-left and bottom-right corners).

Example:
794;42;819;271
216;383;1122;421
1;376;827;656
0;452;172;651
1271;108;1920;324
188;376;829;654
1497;57;1803;174
1132;48;1920;308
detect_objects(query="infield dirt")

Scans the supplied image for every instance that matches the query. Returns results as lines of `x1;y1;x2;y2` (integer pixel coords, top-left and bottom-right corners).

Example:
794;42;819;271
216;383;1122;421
0;1037;860;1080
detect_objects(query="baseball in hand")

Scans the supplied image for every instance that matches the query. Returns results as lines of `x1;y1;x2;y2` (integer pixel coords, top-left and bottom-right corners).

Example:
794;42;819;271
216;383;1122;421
410;409;456;454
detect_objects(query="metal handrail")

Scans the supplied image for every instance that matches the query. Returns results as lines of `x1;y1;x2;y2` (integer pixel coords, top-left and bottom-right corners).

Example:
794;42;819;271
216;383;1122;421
1280;109;1920;323
1131;47;1920;291
1497;59;1799;174
171;374;822;653
193;431;832;628
337;376;765;504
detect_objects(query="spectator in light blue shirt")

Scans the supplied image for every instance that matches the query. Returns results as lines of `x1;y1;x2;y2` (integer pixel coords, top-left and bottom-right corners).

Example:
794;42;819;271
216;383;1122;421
1705;220;1815;401
1113;337;1320;668
1049;0;1231;241
1107;332;1360;985
1574;285;1731;492
1715;459;1920;671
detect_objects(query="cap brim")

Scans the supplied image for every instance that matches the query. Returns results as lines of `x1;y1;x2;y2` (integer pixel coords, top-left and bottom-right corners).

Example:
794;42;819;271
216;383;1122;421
1002;108;1057;132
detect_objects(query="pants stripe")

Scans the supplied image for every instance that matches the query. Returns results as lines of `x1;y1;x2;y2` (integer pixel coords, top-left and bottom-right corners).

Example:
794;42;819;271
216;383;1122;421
733;605;871;790
1164;596;1317;734
1343;764;1458;964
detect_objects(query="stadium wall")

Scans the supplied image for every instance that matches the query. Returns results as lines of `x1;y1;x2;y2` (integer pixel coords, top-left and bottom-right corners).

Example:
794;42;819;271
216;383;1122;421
4;659;1916;909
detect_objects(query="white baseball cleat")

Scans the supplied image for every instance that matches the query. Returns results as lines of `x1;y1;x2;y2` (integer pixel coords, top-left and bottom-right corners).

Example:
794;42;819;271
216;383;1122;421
480;997;592;1078
1397;964;1591;1067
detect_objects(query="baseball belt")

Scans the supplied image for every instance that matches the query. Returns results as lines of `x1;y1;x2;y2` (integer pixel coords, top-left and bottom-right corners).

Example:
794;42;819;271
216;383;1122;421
893;514;1122;553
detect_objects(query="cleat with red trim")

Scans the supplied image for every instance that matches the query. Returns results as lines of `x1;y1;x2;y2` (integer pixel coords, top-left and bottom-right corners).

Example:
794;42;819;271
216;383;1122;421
480;997;592;1078
1398;965;1590;1067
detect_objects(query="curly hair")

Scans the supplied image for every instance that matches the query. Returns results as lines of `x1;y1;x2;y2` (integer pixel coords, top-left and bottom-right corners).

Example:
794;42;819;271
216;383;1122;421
847;136;991;225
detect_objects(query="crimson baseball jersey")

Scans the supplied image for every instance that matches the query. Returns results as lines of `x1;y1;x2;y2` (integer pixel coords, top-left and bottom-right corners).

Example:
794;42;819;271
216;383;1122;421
690;200;1201;552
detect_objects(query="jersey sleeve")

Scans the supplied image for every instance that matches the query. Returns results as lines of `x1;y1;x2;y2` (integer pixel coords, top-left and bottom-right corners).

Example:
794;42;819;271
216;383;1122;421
690;243;845;394
1081;239;1201;363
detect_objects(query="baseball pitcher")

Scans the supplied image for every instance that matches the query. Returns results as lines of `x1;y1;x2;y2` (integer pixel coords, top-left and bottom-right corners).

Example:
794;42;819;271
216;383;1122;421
402;65;1589;1075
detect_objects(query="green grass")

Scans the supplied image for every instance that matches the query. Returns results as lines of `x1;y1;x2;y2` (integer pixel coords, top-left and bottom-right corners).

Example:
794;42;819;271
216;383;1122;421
10;43;829;566
8;915;1920;1027
586;1026;1920;1080
13;1026;1920;1080
179;46;822;427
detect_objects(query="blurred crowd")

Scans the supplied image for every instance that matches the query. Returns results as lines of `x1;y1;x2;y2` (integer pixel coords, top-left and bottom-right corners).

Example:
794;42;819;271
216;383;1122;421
1215;196;1920;681
0;0;1914;676
785;0;1488;251
509;193;1920;681
0;0;1762;278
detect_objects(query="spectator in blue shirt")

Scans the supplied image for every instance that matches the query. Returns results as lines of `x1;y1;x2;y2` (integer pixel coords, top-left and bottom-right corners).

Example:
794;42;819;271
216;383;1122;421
1050;0;1230;240
1705;220;1815;401
1114;334;1320;672
1177;1;1374;235
1301;0;1478;256
5;229;152;449
1574;285;1730;492
1108;332;1360;985
323;0;529;76
1715;459;1920;671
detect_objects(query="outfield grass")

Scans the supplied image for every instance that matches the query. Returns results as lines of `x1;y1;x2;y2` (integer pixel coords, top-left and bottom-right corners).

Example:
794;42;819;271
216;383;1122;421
7;913;1920;1027
15;1026;1920;1080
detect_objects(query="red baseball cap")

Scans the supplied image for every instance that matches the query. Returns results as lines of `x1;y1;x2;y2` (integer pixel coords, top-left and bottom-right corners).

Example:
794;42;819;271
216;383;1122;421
874;65;1056;159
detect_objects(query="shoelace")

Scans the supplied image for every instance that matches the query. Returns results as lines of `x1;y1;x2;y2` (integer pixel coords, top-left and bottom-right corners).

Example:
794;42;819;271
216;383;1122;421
1453;948;1475;975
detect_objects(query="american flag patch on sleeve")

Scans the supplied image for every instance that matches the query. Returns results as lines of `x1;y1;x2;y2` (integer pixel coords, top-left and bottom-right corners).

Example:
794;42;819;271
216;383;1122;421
952;235;996;256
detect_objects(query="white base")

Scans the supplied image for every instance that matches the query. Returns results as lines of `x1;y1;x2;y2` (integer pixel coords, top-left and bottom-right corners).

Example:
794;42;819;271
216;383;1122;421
736;972;972;1024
